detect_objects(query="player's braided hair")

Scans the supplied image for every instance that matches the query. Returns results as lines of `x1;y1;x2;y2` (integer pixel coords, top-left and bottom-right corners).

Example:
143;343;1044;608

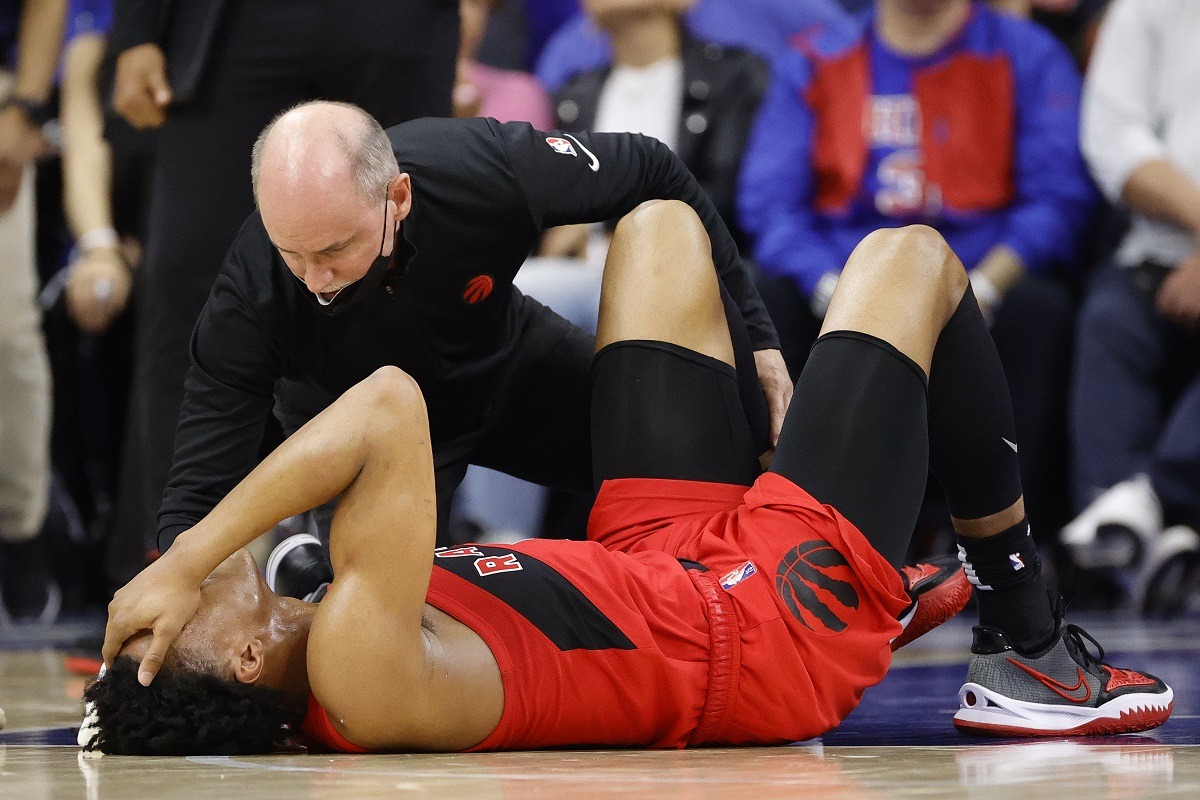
82;655;304;755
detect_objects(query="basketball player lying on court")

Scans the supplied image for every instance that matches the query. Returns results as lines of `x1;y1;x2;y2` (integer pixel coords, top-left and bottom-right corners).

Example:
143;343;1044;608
90;203;1173;756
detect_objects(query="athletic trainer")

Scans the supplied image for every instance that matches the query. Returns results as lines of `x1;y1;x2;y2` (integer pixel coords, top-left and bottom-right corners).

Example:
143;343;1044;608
155;100;789;554
91;207;1172;755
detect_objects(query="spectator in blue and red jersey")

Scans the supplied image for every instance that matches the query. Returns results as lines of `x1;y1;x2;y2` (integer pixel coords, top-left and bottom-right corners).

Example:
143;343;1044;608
738;0;1098;545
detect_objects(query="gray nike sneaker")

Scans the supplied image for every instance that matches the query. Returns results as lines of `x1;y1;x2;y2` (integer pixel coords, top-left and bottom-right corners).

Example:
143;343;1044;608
954;623;1173;736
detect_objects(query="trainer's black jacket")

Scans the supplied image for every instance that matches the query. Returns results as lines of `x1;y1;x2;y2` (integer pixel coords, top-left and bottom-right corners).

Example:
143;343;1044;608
158;117;778;546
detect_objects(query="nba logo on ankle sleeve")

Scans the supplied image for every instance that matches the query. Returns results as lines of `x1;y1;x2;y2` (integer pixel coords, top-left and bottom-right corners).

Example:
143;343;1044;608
1009;553;1025;571
463;274;494;304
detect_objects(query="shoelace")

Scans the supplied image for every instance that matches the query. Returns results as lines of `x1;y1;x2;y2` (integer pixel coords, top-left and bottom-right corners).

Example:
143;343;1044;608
1064;623;1106;666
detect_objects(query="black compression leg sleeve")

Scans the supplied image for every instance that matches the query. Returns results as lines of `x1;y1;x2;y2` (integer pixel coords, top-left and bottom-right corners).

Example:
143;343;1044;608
932;286;1055;651
770;331;930;569
928;285;1024;519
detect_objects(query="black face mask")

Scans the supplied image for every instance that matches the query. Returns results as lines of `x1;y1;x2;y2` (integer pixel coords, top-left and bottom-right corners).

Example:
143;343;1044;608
297;196;396;317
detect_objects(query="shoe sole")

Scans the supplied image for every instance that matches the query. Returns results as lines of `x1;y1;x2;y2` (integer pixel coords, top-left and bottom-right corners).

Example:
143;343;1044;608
953;681;1173;736
264;533;323;592
892;567;972;651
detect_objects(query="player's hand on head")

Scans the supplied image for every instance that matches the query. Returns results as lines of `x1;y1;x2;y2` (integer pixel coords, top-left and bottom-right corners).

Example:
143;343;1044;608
102;552;203;686
754;348;793;448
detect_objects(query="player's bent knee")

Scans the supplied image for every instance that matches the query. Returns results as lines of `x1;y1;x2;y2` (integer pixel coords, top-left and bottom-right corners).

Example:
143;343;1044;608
613;200;707;257
355;366;425;422
847;225;965;299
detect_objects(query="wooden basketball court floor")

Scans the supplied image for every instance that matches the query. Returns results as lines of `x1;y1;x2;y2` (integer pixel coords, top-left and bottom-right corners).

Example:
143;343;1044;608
2;614;1197;799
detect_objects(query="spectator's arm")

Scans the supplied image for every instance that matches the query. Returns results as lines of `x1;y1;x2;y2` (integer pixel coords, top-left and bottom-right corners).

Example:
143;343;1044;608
61;32;132;334
61;33;113;240
1079;0;1198;232
996;32;1098;277
10;0;66;103
737;56;844;308
0;0;66;212
1120;160;1200;238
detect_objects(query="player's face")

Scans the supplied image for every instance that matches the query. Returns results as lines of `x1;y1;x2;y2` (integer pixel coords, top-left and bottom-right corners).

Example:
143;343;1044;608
120;550;272;679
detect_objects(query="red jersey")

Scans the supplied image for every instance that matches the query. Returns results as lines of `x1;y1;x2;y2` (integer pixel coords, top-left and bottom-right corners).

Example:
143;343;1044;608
302;472;909;751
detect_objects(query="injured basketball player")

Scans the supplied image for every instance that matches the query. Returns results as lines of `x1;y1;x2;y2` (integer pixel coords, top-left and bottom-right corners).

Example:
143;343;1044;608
89;203;1174;756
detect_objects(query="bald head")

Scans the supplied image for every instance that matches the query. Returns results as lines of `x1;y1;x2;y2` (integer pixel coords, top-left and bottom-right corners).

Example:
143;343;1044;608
251;101;399;211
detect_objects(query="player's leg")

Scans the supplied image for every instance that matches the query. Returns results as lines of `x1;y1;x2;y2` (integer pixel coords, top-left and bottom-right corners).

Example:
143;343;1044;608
591;199;761;488
769;225;1170;736
769;226;956;567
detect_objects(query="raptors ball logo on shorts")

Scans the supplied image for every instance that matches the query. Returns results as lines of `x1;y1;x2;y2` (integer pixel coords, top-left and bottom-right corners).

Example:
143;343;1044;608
775;540;860;633
463;274;495;304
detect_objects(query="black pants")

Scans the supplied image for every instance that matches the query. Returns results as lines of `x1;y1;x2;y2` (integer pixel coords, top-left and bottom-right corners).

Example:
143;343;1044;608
106;0;458;583
592;333;929;569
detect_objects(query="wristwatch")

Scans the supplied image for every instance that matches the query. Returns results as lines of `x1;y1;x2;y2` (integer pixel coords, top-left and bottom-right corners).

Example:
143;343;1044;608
1;95;53;126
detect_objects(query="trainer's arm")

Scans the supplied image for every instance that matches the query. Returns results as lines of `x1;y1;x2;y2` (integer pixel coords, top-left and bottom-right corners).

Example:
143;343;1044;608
491;120;778;352
156;270;281;552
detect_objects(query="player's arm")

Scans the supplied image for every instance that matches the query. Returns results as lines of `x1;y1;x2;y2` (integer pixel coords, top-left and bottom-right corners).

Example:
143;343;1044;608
303;370;464;750
102;368;437;694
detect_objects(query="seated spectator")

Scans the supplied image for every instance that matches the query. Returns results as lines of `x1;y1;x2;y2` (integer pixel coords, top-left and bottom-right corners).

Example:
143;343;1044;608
549;0;769;253
457;0;773;544
738;0;1097;544
536;0;850;92
1061;0;1200;613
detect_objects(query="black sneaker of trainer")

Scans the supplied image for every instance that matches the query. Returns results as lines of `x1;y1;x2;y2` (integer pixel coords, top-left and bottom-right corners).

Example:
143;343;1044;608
954;623;1173;736
266;534;334;600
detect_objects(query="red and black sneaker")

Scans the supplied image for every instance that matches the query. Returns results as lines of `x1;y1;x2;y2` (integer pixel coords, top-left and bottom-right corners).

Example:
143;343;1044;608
891;556;972;651
954;623;1173;736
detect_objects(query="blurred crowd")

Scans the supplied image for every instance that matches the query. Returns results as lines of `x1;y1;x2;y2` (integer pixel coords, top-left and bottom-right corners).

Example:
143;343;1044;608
1;0;1197;628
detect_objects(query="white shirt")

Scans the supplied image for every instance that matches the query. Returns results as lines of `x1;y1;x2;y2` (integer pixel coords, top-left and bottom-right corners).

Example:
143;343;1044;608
1081;0;1200;267
588;56;685;266
594;56;684;153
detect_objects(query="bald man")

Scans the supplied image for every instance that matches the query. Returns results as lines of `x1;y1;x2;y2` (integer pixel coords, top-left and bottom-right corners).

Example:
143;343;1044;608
154;101;788;559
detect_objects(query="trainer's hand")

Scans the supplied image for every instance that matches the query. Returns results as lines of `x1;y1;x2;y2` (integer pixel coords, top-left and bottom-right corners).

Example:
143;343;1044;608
102;551;203;686
112;43;172;129
754;348;792;448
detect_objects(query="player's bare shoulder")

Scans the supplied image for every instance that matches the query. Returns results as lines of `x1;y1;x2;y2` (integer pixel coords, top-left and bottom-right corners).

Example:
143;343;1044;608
307;592;504;752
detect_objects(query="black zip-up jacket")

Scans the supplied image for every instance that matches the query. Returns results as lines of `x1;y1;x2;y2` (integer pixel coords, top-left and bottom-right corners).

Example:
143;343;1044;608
553;37;770;251
158;116;778;546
